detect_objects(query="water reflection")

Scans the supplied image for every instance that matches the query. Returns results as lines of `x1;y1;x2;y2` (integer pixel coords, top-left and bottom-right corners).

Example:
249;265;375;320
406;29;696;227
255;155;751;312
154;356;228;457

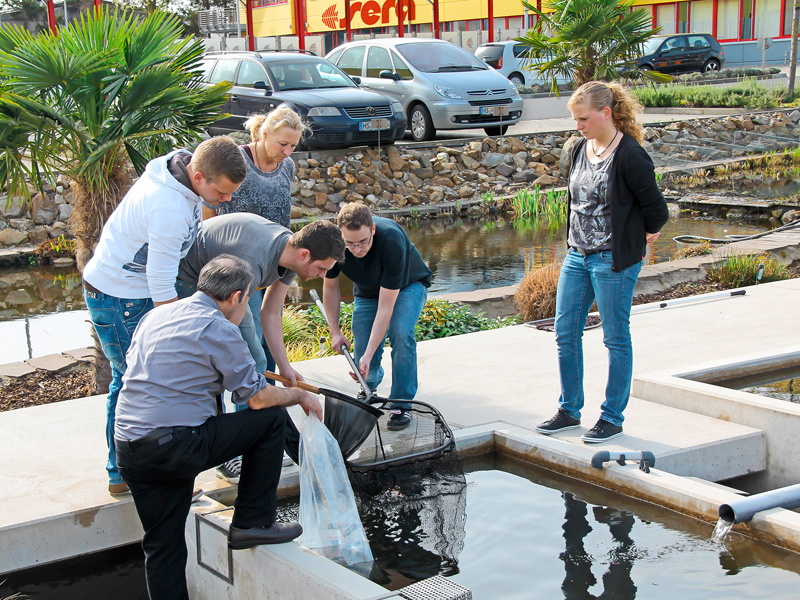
560;492;637;600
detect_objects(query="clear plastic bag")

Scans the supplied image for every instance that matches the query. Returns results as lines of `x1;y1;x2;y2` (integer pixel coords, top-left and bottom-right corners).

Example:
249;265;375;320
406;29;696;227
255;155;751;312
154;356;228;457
298;412;373;566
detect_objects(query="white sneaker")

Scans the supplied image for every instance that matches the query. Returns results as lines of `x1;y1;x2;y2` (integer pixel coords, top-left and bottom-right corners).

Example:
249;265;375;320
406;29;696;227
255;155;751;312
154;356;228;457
216;457;242;484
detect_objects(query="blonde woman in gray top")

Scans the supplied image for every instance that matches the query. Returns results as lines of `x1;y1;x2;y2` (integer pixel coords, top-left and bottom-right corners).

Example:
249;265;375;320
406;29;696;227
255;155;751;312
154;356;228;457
202;107;310;482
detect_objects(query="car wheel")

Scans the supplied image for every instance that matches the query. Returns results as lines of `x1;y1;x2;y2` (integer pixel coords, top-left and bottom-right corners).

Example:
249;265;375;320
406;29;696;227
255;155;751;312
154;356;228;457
409;104;435;142
639;64;655;72
703;59;721;73
484;125;510;136
509;73;525;88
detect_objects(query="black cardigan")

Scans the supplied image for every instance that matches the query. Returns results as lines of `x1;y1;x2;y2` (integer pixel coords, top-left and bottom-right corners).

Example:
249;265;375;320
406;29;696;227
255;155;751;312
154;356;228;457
567;134;670;272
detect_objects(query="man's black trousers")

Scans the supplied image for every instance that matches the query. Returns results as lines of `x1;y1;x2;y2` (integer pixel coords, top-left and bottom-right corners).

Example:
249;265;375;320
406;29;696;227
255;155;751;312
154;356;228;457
116;406;286;600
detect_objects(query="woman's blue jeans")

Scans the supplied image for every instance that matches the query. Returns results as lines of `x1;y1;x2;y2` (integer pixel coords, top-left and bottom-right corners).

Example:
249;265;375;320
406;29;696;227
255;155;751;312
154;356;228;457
554;250;642;427
352;282;427;410
84;289;153;485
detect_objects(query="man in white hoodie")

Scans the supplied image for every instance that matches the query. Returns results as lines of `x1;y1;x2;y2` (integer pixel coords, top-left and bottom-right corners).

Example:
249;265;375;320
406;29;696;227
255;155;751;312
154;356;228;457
82;136;247;496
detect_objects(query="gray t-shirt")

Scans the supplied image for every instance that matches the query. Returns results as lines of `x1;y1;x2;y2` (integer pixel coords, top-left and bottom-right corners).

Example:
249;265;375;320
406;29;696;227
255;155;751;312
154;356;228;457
210;149;295;228
178;213;296;290
115;292;267;441
568;148;616;253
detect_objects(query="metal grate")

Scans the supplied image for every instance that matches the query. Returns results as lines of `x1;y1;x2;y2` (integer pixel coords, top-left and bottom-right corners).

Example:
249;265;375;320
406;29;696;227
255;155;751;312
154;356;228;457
343;105;393;119
399;575;472;600
467;97;512;107
467;88;507;96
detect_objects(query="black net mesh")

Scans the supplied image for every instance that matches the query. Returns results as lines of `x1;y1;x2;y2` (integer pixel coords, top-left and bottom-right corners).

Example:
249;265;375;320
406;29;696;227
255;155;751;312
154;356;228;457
344;399;456;472
349;454;468;587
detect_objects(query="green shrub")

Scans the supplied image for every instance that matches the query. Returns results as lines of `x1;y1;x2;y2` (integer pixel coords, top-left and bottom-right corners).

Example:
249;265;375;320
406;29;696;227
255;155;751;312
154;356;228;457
284;299;519;361
708;253;790;288
633;79;786;109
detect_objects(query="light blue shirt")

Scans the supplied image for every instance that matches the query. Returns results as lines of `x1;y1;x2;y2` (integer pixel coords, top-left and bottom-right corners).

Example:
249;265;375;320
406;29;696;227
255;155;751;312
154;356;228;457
115;291;266;441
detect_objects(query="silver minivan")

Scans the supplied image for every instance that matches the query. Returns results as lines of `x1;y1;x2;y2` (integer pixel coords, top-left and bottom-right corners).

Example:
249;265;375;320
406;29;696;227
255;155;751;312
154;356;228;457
326;39;523;142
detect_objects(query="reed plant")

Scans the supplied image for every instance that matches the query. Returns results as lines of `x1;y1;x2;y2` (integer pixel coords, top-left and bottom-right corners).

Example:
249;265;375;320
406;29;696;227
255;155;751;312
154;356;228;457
708;252;790;288
509;185;568;233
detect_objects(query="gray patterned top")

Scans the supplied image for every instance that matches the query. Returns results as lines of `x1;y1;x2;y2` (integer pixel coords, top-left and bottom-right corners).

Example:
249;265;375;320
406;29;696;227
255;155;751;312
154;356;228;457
212;147;295;228
568;147;616;253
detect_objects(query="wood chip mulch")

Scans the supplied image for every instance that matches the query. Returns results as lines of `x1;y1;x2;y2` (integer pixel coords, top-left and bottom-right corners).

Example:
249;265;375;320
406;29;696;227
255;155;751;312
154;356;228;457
0;367;94;412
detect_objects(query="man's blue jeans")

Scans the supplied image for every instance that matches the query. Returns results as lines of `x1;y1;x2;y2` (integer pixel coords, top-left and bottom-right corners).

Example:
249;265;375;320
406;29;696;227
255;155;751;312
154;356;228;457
84;289;153;485
352;282;427;410
554;250;642;427
247;289;277;381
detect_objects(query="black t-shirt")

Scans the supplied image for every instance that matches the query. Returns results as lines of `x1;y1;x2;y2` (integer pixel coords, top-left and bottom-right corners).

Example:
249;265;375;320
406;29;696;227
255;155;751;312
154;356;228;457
326;217;432;299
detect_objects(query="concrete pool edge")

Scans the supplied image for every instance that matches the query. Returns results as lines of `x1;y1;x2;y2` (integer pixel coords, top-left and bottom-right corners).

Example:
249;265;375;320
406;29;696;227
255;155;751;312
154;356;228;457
632;344;800;491
183;422;800;599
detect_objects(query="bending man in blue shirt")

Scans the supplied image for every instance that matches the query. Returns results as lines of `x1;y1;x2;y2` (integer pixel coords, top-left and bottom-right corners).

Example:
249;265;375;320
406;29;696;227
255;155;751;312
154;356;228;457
115;255;322;600
322;203;431;431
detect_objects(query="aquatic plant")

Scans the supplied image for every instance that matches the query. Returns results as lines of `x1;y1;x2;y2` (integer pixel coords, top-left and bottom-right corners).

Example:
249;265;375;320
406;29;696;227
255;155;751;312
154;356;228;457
510;185;568;224
674;241;712;259
709;252;790;288
33;235;76;260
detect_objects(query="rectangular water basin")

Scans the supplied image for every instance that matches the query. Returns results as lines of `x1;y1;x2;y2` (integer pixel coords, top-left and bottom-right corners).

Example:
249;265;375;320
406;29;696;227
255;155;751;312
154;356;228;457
184;423;800;600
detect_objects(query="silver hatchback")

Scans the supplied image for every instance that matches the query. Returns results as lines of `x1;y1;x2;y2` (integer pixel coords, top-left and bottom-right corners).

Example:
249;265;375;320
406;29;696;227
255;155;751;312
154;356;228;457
326;38;523;142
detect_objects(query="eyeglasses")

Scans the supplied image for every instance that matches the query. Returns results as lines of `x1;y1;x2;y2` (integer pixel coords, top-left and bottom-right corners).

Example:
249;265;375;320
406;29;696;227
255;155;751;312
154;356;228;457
344;231;373;250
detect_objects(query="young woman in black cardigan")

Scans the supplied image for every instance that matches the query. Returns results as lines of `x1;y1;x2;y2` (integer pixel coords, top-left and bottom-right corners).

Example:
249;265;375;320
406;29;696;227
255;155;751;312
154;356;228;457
536;81;670;443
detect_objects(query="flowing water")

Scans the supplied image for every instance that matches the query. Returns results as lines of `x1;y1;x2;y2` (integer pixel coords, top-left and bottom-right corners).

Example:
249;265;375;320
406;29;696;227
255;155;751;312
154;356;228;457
0;213;772;364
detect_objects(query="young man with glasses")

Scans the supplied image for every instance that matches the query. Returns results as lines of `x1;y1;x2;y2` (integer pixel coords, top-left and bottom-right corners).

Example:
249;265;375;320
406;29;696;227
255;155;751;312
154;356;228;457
322;203;431;430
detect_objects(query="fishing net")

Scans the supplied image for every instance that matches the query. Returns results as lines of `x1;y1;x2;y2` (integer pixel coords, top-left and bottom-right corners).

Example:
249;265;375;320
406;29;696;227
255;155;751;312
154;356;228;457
349;454;468;587
343;398;456;471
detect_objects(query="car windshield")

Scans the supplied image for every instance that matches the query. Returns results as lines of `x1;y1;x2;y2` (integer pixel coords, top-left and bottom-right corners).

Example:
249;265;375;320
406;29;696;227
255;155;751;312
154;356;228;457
265;59;356;91
475;45;504;61
396;43;488;73
642;38;665;55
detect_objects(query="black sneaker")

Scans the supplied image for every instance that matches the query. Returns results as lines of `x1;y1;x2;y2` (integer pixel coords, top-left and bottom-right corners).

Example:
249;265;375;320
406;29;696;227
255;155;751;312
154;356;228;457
581;419;623;443
216;457;242;484
535;408;581;435
387;410;411;431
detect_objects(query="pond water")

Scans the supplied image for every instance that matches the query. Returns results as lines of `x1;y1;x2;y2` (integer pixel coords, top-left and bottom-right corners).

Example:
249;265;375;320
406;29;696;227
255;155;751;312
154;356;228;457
0;213;771;364
281;453;800;598
7;453;798;599
716;365;800;404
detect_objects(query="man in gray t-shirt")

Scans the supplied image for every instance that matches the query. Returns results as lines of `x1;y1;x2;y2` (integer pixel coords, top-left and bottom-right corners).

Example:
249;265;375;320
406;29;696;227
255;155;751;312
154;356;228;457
177;214;345;466
178;214;345;378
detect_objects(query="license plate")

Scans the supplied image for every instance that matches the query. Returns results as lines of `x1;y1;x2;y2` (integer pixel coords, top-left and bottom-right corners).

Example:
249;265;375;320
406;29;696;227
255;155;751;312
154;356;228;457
481;106;509;117
359;118;390;131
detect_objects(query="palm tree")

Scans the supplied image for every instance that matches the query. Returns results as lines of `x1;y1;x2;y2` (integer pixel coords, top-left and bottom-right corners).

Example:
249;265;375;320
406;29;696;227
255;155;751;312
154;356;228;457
516;0;671;93
0;8;229;269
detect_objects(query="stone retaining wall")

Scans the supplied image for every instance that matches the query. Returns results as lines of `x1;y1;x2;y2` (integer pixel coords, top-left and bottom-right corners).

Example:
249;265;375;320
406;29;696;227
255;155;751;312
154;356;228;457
3;109;800;250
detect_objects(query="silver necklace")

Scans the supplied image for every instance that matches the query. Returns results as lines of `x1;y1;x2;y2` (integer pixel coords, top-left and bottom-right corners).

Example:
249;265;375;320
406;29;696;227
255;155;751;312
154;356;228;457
592;129;619;158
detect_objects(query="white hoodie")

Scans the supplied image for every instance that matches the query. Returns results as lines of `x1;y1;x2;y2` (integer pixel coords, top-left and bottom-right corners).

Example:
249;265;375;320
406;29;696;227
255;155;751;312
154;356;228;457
83;150;201;303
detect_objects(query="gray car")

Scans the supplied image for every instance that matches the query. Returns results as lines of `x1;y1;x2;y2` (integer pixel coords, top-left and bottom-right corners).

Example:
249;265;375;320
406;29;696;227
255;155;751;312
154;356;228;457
326;38;523;142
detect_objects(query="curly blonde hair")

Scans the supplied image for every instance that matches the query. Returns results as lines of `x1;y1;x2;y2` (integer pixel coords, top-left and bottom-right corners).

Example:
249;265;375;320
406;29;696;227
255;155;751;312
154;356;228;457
244;106;310;143
567;81;644;143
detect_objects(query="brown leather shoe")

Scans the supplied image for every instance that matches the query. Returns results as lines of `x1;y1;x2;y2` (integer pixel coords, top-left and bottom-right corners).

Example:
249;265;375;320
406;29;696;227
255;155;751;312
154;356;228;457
228;522;303;550
108;482;130;496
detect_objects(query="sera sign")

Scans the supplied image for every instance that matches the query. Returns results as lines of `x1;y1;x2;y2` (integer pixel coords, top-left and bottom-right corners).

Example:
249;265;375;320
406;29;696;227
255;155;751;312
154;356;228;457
321;0;416;29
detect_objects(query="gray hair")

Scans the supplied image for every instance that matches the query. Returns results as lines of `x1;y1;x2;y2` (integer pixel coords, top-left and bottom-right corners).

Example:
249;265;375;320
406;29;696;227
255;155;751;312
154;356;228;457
197;254;254;302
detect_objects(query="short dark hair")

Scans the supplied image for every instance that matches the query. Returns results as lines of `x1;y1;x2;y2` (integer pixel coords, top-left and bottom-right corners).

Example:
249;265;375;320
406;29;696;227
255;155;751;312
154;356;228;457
337;202;373;230
190;136;247;184
289;220;345;262
197;254;254;302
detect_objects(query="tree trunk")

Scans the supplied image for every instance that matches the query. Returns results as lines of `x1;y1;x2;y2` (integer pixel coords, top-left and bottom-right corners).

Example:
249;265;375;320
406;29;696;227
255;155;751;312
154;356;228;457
68;163;131;271
788;0;800;101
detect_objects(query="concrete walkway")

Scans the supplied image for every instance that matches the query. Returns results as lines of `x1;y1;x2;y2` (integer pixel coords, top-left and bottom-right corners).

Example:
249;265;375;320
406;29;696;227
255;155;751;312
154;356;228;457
4;273;800;574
